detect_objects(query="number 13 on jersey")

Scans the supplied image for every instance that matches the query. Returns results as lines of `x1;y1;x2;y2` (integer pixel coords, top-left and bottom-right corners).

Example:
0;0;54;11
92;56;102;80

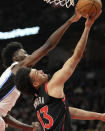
37;105;54;131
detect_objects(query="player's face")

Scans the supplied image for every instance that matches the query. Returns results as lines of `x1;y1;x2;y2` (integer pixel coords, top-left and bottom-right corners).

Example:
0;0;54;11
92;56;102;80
14;49;29;62
29;69;48;89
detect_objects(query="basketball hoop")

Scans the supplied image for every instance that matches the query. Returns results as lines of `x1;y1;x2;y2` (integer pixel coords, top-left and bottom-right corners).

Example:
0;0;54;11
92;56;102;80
43;0;74;8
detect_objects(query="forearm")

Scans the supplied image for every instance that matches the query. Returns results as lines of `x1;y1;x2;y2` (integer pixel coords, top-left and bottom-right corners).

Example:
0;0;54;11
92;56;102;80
3;114;35;131
74;9;102;60
44;15;77;49
73;26;90;61
60;26;90;82
70;107;102;120
22;15;77;67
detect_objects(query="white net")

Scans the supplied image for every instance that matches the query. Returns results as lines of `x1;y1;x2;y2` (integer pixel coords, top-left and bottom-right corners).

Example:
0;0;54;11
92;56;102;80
43;0;74;8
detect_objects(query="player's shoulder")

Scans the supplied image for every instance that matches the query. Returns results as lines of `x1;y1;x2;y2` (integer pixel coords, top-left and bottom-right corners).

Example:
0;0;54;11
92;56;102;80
10;62;19;68
0;62;18;82
10;62;19;75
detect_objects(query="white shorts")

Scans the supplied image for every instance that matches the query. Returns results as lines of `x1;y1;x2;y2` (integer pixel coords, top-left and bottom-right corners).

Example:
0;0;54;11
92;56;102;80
0;117;5;131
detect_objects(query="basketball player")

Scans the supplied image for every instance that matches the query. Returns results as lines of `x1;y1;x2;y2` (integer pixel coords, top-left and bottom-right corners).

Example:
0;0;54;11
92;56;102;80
0;13;80;131
15;14;105;131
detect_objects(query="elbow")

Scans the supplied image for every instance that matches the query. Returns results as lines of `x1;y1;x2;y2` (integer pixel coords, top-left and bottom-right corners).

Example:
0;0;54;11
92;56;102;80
75;52;83;62
45;41;57;50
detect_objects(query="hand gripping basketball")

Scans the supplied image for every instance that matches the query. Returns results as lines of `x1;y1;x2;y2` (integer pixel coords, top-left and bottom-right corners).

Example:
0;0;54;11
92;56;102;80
85;9;102;28
75;0;102;18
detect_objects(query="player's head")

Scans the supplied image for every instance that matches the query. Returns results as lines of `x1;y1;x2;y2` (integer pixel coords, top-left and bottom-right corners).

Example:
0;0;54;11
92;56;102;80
1;42;28;68
15;67;48;96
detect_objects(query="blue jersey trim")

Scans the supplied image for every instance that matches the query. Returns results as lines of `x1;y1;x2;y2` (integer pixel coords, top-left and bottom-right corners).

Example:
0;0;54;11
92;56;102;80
0;86;16;102
0;71;12;89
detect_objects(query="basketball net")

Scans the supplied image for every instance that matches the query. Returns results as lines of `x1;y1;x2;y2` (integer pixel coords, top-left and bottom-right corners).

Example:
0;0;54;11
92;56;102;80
43;0;74;8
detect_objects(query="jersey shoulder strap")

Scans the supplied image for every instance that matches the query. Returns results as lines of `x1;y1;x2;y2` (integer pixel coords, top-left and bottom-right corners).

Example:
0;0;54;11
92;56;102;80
0;62;18;101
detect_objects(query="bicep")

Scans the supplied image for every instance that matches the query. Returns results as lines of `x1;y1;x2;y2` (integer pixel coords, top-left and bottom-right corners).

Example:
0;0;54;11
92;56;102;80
50;67;72;86
52;57;79;85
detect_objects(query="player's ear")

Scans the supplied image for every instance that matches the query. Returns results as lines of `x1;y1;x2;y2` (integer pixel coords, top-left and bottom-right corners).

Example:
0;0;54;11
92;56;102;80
13;55;18;62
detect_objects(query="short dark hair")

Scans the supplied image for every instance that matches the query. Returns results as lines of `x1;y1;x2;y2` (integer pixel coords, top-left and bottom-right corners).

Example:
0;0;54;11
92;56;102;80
15;67;37;96
1;42;23;68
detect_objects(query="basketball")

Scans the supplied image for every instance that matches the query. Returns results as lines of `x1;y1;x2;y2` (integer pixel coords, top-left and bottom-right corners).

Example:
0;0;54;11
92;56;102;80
75;0;102;18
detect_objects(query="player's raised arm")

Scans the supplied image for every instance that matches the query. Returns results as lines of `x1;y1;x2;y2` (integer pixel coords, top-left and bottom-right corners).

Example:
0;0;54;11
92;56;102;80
14;14;80;70
49;15;99;88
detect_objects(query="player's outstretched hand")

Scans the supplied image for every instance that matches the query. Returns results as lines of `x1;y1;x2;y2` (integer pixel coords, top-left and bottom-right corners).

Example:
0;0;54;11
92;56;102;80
71;12;81;23
85;9;102;28
68;11;81;24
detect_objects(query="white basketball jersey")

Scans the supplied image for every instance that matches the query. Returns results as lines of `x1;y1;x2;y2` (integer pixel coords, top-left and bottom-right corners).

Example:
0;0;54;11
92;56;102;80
0;88;20;117
0;62;20;117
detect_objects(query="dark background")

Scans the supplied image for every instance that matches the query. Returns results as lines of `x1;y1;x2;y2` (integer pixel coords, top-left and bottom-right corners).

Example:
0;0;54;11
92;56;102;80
0;0;105;130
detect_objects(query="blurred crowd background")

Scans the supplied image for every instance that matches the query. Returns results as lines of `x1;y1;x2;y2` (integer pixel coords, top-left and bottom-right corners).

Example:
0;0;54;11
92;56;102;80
0;0;105;130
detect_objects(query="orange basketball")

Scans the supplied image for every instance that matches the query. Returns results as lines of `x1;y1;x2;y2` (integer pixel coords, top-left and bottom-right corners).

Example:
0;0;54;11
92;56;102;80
75;0;102;18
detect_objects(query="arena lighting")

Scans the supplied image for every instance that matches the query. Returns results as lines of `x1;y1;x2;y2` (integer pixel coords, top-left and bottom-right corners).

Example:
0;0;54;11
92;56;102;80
0;26;40;40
